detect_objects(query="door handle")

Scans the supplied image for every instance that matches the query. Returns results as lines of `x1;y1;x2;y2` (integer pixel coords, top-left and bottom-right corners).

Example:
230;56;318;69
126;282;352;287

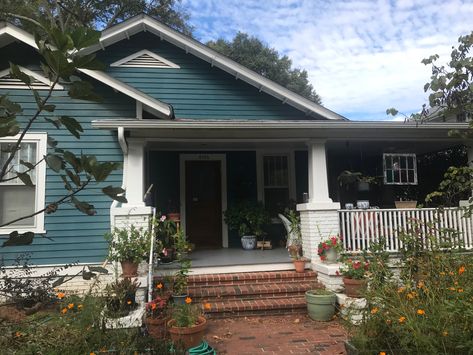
192;197;199;202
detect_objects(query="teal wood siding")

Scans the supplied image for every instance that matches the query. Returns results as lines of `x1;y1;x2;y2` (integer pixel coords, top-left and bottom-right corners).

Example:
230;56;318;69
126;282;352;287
0;43;134;265
98;32;319;120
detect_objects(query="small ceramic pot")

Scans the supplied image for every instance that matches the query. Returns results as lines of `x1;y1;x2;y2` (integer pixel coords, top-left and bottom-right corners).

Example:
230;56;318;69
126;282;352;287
241;235;257;250
324;249;339;264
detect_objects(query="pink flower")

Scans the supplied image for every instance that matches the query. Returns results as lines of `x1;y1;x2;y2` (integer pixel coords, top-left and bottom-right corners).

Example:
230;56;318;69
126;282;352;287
353;262;361;270
162;248;168;256
160;215;166;222
318;248;323;254
331;237;338;246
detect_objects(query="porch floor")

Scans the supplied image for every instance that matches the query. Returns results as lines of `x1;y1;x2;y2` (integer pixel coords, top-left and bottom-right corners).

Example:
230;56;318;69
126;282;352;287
156;247;301;275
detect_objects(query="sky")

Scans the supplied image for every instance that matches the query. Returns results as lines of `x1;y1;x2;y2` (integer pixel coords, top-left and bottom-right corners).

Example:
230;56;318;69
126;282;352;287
181;0;473;121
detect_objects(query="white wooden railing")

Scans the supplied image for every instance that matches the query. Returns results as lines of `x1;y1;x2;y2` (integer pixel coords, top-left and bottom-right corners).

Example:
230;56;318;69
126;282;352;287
339;208;473;253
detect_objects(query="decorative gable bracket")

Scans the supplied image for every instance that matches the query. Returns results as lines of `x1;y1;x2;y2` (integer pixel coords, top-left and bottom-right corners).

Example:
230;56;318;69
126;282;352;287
0;66;64;90
110;49;180;69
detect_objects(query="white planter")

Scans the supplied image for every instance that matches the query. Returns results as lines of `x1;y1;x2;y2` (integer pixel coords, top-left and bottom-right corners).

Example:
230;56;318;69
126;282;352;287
101;302;145;329
241;235;257;250
324;249;339;264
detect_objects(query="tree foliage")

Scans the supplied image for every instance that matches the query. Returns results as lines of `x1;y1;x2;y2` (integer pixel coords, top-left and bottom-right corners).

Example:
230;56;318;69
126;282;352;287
208;32;322;104
0;18;125;246
0;0;193;34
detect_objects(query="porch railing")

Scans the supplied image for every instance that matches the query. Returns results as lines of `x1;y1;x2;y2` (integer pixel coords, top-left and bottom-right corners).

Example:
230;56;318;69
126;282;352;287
339;208;473;253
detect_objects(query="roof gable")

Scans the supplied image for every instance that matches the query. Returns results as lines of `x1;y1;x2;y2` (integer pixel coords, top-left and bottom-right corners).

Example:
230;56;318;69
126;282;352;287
81;15;346;121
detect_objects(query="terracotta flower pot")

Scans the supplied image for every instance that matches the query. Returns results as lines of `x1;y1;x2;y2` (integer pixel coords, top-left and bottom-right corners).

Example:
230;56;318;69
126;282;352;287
293;259;306;273
121;260;138;277
395;200;417;209
343;277;367;298
168;213;180;222
146;316;168;339
167;316;207;349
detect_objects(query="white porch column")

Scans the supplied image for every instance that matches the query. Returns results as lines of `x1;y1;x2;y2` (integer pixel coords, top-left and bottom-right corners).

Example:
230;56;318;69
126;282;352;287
468;145;473;198
125;139;146;207
297;140;340;267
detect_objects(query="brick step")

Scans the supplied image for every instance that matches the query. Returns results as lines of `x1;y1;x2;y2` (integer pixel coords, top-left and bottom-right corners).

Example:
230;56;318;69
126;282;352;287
189;281;315;302
204;296;307;318
186;270;317;287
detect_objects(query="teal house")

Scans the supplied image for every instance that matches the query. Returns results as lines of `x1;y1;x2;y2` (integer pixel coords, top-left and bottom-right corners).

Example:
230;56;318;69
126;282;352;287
1;15;471;276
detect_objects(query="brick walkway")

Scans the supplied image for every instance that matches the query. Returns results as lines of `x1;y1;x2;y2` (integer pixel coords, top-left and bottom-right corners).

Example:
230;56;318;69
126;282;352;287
204;315;347;355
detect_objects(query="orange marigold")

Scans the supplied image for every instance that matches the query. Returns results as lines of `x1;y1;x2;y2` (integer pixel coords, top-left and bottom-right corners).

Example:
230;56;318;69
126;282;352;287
151;303;157;310
379;352;386;355
56;292;65;299
458;288;464;293
15;331;22;338
443;331;448;337
398;316;406;323
204;303;212;310
417;309;425;316
459;266;466;275
67;303;74;309
127;300;132;305
61;308;68;314
370;307;379;314
185;297;192;304
156;283;163;289
397;287;405;293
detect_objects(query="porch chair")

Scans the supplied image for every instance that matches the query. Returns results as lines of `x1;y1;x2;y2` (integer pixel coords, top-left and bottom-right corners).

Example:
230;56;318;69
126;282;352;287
278;213;299;248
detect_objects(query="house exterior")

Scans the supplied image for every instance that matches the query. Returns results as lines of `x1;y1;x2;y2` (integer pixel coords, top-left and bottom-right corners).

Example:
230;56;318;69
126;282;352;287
1;15;472;287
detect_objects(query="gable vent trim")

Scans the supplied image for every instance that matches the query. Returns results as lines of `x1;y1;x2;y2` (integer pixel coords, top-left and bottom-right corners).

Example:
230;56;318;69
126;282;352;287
110;49;180;68
0;66;64;90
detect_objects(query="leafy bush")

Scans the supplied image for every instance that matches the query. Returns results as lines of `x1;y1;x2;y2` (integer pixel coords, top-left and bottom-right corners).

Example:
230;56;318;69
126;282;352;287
224;201;270;237
105;225;150;263
345;224;473;354
339;257;370;280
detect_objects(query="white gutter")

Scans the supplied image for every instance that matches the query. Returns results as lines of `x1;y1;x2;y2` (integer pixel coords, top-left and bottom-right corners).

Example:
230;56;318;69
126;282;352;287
111;127;128;212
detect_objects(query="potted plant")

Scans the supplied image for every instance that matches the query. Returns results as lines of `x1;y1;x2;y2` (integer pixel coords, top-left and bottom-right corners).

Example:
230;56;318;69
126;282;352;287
105;225;150;277
167;199;181;222
223;201;270;250
305;288;337;321
104;278;140;318
145;295;169;339
292;254;308;273
340;257;369;298
167;297;207;350
154;214;178;263
172;230;191;303
394;185;418;209
317;236;343;263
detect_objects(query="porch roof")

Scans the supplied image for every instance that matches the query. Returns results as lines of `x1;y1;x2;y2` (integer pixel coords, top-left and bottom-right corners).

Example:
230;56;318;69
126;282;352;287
92;119;471;142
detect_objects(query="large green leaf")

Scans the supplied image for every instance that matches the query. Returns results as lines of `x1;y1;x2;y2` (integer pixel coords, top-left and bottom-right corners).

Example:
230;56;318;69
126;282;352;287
9;63;31;86
2;231;34;247
68;80;102;102
70;28;101;50
59;116;83;139
102;185;127;203
46;154;63;172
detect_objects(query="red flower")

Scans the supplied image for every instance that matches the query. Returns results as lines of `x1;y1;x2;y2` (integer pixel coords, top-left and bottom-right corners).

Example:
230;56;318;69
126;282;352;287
331;237;338;245
336;270;340;276
323;243;329;250
353;262;361;270
318;248;323;254
320;255;326;261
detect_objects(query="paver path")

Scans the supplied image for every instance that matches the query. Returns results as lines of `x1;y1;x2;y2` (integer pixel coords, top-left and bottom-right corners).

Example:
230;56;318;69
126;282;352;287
204;315;347;355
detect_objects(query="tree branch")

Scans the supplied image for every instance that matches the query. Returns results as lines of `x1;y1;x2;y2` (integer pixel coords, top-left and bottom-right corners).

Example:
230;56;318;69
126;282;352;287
0;157;45;183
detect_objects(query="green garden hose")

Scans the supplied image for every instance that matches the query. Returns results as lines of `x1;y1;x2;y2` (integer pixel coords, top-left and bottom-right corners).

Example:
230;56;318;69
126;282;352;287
187;341;216;354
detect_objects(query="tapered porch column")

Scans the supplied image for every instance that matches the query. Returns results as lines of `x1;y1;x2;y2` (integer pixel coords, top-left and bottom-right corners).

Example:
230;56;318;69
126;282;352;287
125;139;146;207
297;141;341;287
469;145;473;198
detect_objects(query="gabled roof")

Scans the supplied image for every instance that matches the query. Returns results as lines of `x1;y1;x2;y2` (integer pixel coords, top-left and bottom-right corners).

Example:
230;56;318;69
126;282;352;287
0;22;172;119
110;49;180;68
79;14;346;121
1;16;347;121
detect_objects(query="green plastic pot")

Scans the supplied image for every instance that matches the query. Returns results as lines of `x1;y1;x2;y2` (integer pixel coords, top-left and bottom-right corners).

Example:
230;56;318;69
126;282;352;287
305;289;336;321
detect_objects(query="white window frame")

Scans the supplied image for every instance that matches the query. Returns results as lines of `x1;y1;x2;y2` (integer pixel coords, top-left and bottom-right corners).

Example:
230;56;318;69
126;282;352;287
0;133;47;234
257;150;296;222
383;153;418;185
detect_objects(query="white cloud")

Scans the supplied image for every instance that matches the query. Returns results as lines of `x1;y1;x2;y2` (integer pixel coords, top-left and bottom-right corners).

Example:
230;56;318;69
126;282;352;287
182;0;473;120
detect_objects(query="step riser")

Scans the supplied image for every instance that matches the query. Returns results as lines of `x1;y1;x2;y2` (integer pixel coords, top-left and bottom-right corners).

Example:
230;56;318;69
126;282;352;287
188;276;316;287
192;293;307;302
207;308;307;318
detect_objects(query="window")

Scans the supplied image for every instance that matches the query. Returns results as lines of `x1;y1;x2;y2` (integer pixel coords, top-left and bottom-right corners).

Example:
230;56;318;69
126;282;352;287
0;133;47;233
262;155;291;217
383;153;417;185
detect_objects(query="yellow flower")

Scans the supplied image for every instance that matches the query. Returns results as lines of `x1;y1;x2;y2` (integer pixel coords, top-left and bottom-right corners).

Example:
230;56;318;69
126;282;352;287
185;297;192;304
459;266;466;275
458;288;464;293
370;307;379;314
61;308;68;314
67;303;74;309
448;287;456;291
417;309;425;316
440;272;445;276
204;303;212;311
156;283;163;289
443;331;448;337
398;316;406;323
417;281;424;289
56;292;65;299
407;292;415;300
78;304;83;310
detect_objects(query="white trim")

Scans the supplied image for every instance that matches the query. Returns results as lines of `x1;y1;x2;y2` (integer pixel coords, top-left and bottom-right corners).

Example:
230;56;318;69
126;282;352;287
256;150;296;215
0;23;172;119
0;66;64;90
179;154;228;248
110;49;180;68
0;132;47;235
136;101;143;119
78;15;345;121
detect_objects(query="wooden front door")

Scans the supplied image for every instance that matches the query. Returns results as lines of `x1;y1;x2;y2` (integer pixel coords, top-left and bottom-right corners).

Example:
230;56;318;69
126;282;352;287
185;160;222;248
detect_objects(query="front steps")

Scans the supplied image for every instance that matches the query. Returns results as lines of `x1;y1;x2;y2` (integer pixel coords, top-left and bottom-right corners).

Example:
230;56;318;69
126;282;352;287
187;270;320;318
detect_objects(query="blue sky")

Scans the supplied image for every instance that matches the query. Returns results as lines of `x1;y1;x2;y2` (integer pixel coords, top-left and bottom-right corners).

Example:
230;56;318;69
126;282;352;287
181;0;473;121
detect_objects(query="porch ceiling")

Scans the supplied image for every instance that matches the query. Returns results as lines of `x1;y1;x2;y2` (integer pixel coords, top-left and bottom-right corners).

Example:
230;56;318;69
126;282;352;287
93;119;471;145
